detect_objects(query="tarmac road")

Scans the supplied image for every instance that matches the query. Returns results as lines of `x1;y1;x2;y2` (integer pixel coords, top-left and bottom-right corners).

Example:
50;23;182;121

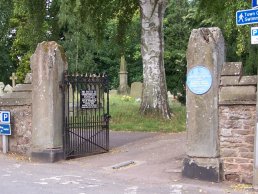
0;131;256;194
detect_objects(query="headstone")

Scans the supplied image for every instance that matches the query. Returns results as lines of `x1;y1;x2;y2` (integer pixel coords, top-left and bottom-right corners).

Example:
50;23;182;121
167;91;175;100
0;82;5;96
182;27;225;182
110;89;117;95
30;41;68;162
130;82;143;99
117;55;130;95
24;73;32;84
4;84;13;93
9;72;17;87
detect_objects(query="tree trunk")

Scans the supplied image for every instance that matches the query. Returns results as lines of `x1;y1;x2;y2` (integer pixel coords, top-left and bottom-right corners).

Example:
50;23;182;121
139;0;171;119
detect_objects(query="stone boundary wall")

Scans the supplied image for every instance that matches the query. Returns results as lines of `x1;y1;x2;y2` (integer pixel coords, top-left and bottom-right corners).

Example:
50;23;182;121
0;84;32;155
219;62;257;183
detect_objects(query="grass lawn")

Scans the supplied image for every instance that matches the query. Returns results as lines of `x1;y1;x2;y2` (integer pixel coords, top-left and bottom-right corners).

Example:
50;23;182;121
109;94;186;133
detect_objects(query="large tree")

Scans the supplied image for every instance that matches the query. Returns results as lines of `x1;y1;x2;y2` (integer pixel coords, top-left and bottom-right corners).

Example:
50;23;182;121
139;0;171;118
59;0;171;118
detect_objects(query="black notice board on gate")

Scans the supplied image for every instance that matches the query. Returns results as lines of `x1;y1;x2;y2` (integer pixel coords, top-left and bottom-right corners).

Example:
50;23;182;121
80;90;98;109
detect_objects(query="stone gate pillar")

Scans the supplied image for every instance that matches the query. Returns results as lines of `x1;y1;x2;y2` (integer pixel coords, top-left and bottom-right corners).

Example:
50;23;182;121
182;28;225;182
30;41;68;162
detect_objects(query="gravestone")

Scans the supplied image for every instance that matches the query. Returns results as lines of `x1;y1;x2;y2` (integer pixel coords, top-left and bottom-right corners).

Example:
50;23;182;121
130;82;143;99
182;27;225;182
117;56;130;95
4;84;13;93
167;91;175;100
30;41;68;162
110;89;117;95
0;82;5;96
24;73;32;84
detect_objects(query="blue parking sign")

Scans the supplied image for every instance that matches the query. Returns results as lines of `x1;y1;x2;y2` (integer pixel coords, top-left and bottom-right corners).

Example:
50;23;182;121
0;111;10;124
251;27;258;44
252;28;258;36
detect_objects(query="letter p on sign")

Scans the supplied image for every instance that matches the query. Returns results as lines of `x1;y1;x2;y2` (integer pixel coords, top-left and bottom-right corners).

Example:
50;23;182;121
0;111;10;124
251;27;258;44
3;113;9;121
252;29;258;36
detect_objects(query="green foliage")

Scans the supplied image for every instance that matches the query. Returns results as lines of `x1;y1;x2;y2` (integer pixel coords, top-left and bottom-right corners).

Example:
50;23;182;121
0;41;15;84
164;0;190;102
4;0;60;83
198;0;257;75
59;4;142;89
1;0;256;94
163;0;216;103
59;0;138;53
110;94;186;132
0;1;13;40
0;0;15;84
15;53;31;82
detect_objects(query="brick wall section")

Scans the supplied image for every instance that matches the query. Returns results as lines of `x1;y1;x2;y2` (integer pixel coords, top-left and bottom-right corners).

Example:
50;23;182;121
219;105;256;183
219;62;257;184
0;105;32;154
0;84;32;155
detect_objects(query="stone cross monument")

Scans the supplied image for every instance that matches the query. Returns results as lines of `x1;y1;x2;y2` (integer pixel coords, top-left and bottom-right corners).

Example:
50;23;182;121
182;27;225;182
118;55;130;95
9;73;17;87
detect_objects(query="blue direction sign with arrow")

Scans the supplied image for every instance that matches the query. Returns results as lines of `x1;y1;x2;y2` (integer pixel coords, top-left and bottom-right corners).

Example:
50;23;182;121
236;8;258;25
0;124;11;135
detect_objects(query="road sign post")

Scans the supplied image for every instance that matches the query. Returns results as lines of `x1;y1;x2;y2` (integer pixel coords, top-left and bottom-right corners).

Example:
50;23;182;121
0;111;11;154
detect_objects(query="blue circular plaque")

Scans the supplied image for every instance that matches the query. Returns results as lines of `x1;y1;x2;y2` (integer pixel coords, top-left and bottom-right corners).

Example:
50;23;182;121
186;66;212;95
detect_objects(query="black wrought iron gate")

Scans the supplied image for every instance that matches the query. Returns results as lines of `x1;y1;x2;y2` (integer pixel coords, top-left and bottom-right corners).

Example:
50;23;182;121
62;71;110;159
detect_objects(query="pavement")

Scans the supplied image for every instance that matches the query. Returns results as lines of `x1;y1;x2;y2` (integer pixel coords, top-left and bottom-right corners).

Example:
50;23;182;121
0;131;257;194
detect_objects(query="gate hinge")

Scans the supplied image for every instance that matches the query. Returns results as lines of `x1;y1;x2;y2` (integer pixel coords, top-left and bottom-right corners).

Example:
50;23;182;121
104;114;111;122
59;81;65;90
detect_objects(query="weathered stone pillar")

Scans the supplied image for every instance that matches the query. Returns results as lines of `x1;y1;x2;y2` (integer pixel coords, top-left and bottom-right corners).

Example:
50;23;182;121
118;55;130;95
254;75;258;188
182;28;225;182
30;41;68;162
